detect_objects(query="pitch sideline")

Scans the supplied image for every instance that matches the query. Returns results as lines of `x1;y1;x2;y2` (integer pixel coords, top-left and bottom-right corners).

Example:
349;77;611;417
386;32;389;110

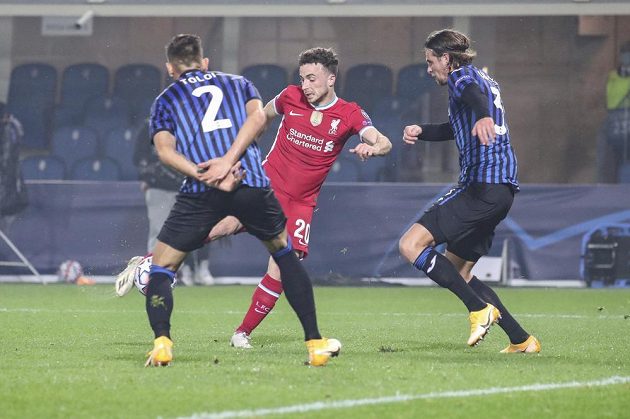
179;376;630;419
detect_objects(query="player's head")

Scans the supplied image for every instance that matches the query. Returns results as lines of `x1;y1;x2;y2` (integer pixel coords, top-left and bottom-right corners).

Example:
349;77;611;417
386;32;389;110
298;47;338;105
165;34;209;79
424;29;476;85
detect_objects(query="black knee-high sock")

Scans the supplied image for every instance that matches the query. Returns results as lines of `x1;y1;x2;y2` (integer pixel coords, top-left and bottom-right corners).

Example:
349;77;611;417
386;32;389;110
414;247;486;312
146;269;174;339
468;276;529;344
272;244;321;341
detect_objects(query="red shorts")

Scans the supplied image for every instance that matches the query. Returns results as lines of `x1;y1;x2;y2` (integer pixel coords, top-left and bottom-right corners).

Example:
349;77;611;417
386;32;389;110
273;188;315;258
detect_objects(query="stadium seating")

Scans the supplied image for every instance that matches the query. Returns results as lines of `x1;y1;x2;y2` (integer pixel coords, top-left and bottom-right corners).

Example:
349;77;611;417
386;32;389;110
50;125;99;169
51;104;83;130
242;64;288;103
324;155;361;182
60;63;109;112
396;63;438;102
343;64;393;114
619;163;630;183
70;157;122;181
20;155;66;180
83;95;130;140
7;63;57;149
113;64;162;121
257;118;281;158
103;126;138;180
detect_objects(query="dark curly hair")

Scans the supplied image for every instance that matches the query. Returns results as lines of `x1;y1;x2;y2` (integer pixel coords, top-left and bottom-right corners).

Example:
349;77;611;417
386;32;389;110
425;29;476;68
298;47;339;75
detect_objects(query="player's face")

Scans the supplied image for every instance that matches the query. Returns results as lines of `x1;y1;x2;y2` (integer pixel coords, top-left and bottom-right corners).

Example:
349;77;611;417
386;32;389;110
299;63;335;106
425;49;450;86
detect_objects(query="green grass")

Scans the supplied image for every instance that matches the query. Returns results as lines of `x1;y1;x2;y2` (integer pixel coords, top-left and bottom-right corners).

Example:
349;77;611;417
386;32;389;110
1;284;629;419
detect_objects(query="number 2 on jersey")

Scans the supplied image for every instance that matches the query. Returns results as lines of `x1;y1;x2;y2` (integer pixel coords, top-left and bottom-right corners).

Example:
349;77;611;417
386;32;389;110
192;85;233;132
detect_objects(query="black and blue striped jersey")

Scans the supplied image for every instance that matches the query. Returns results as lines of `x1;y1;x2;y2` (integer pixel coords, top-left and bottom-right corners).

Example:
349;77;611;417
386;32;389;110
150;69;269;193
447;65;518;189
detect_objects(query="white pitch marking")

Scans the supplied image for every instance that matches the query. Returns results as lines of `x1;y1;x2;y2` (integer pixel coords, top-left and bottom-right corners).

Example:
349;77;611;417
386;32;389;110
179;376;630;419
0;307;623;320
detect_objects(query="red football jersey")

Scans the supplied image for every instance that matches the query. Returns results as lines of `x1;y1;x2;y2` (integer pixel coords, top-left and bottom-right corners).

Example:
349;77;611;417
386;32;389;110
263;85;373;205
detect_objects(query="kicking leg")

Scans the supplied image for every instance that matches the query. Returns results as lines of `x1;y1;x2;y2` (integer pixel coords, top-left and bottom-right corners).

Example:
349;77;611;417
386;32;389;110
399;223;499;346
446;251;540;353
263;230;340;366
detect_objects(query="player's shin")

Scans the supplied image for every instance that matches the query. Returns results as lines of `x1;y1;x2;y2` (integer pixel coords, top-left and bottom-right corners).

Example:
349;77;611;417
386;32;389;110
468;276;529;344
413;247;486;312
236;274;283;335
271;242;321;341
146;265;175;339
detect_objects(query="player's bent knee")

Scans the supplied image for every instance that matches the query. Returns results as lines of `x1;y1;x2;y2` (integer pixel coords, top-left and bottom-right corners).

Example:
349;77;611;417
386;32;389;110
399;232;428;263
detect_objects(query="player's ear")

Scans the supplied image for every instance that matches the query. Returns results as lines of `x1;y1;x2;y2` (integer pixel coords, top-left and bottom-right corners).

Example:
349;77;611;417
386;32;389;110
328;73;336;88
201;57;210;71
165;62;174;78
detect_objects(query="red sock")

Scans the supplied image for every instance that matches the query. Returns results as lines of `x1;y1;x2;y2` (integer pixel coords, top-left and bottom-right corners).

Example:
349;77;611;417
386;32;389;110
236;274;283;335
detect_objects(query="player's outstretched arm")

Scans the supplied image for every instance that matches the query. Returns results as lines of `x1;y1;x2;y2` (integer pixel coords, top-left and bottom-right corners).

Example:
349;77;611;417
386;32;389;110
349;128;392;161
404;123;454;144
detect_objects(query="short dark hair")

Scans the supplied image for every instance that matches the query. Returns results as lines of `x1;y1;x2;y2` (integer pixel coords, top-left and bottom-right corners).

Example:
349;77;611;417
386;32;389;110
298;47;339;76
425;29;476;68
165;34;203;68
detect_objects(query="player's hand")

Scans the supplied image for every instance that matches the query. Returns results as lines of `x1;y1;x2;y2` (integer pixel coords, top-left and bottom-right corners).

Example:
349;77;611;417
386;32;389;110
403;125;422;145
472;117;496;146
197;158;245;192
349;143;376;161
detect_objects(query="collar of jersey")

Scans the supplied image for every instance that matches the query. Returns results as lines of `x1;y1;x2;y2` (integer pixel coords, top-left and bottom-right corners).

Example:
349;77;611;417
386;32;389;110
179;68;205;78
311;95;338;111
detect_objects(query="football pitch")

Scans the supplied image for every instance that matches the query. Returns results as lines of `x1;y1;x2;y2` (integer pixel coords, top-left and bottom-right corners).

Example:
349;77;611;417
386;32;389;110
2;284;629;419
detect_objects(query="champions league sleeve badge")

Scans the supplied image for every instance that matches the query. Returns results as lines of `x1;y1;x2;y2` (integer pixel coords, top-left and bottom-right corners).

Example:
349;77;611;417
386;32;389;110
310;110;323;126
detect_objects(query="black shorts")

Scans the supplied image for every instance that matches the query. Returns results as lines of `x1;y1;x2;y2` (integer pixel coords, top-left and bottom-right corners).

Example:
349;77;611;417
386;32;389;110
418;183;514;262
157;185;286;252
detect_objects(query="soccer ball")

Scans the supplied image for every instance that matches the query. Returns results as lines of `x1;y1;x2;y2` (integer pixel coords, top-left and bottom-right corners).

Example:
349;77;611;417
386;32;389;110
58;260;83;283
133;255;177;296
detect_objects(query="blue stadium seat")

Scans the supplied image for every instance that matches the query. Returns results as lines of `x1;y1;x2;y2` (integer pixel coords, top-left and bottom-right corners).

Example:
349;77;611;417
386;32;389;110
7;63;57;149
257;118;281;159
83;95;130;140
113;64;162;121
50;125;99;169
242;64;288;103
372;96;412;122
60;63;109;112
396;63;438;102
343;64;393;114
20;155;66;180
51;104;83;130
70;157;121;181
324;155;361;182
103;126;138;180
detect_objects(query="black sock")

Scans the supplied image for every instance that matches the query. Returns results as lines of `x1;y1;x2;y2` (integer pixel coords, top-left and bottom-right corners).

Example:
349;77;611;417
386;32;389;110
413;247;486;312
468;276;529;344
272;245;321;341
146;270;174;339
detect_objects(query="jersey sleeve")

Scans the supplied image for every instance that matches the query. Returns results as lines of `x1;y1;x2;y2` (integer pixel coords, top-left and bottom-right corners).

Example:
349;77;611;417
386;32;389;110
241;77;262;103
348;105;374;137
272;87;290;115
448;68;478;100
149;98;174;140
